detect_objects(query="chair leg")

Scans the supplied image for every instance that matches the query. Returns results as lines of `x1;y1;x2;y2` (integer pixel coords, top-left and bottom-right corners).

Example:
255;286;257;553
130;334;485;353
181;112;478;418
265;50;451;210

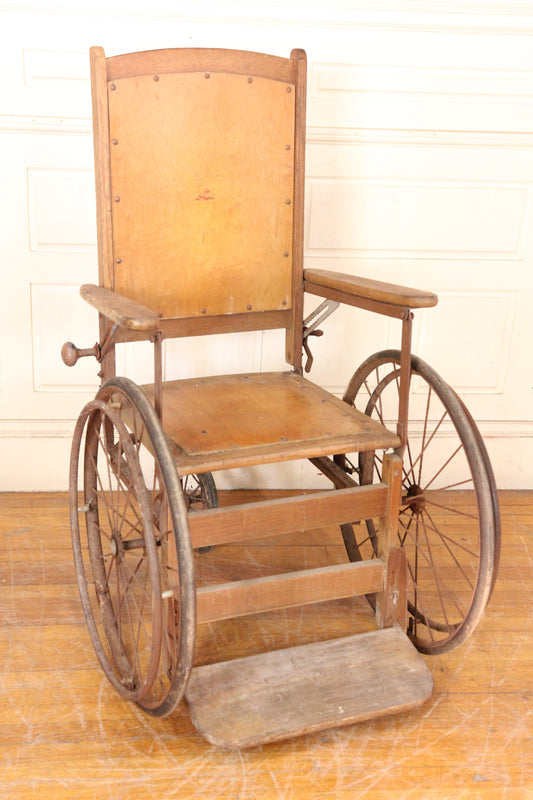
376;452;405;629
377;546;408;630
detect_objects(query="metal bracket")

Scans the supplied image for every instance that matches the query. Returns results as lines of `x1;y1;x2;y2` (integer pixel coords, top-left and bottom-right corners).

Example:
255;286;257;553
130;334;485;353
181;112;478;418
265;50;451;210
303;299;340;339
302;299;340;372
99;323;119;362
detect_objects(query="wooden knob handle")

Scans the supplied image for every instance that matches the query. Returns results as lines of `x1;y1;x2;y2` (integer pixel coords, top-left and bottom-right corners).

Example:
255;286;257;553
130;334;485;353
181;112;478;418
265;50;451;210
61;341;96;367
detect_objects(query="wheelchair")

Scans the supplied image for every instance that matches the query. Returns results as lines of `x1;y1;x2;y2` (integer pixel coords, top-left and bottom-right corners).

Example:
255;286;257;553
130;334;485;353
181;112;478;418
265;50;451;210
62;46;500;748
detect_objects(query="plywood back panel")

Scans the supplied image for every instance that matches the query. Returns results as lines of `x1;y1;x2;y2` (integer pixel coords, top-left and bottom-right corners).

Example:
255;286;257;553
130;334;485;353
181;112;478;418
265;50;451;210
106;66;296;320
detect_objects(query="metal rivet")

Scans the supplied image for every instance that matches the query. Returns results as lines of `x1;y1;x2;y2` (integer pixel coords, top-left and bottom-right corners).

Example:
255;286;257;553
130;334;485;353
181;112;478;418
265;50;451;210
110;83;116;91
154;74;159;81
112;138;119;145
284;251;289;257
201;308;207;314
282;299;287;306
287;86;292;93
116;257;122;264
114;196;120;202
247;304;252;310
205;72;210;79
285;199;291;205
247;77;253;83
285;144;291;150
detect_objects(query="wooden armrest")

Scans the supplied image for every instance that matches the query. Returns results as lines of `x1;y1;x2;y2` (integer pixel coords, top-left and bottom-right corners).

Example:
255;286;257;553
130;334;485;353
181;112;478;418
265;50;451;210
304;269;438;310
80;284;161;331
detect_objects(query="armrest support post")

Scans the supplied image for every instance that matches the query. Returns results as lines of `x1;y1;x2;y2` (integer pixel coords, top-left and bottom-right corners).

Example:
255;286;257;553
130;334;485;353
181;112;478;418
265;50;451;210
397;312;413;453
152;330;163;424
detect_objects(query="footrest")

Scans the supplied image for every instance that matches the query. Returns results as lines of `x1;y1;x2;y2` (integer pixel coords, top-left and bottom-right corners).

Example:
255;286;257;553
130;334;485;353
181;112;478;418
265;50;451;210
186;626;433;749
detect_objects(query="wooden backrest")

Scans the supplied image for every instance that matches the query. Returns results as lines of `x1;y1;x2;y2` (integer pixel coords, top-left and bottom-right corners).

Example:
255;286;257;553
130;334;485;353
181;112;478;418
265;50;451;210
91;47;307;367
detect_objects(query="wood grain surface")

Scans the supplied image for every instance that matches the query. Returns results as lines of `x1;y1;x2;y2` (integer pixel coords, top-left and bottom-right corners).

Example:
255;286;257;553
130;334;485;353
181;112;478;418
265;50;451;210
0;490;531;798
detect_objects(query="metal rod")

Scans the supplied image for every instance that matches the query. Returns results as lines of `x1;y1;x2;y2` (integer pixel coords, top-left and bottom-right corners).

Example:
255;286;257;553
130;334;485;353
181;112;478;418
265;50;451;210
98;316;117;384
99;323;118;360
152;330;163;422
397;311;413;455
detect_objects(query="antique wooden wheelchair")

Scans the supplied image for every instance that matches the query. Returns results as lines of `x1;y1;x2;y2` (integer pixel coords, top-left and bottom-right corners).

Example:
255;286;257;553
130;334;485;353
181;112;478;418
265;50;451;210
62;46;500;748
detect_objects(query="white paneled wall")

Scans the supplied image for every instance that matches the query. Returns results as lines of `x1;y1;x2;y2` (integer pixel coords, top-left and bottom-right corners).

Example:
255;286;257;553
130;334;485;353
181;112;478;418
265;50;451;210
1;0;533;489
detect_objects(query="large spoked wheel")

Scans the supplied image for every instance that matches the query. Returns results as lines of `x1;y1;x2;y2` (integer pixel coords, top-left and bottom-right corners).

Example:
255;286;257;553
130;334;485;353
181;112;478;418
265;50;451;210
69;376;196;716
338;350;500;655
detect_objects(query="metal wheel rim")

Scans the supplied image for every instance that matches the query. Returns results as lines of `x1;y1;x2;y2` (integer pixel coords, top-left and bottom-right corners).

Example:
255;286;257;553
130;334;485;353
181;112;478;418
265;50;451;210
70;376;196;716
341;350;497;654
70;399;162;701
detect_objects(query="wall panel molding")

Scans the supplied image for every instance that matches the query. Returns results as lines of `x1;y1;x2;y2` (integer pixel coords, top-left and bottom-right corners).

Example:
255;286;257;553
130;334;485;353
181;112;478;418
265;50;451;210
311;62;533;102
3;417;532;441
415;290;517;394
31;284;99;392
4;116;533;148
0;115;91;134
306;178;530;260
307;127;533;149
4;2;533;36
23;48;89;87
27;168;96;253
0;419;74;438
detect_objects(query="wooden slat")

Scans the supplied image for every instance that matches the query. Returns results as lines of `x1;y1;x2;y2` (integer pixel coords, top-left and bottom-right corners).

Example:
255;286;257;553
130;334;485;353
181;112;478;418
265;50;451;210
196;560;385;623
113;309;290;343
186;627;433;748
188;483;388;549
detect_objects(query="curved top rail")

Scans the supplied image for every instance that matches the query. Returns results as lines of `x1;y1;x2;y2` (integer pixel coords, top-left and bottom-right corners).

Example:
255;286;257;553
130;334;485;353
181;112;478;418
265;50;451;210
92;46;304;84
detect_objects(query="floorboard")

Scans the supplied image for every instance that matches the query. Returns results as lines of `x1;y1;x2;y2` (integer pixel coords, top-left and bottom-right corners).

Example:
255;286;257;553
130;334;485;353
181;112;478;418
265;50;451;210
0;490;531;799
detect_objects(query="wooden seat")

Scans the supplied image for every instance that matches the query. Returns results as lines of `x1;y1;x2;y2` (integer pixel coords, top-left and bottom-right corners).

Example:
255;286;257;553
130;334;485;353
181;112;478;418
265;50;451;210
140;371;400;475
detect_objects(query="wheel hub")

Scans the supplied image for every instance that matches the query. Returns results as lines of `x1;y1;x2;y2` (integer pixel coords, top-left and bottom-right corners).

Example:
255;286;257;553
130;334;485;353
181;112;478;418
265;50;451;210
405;484;425;515
110;533;122;557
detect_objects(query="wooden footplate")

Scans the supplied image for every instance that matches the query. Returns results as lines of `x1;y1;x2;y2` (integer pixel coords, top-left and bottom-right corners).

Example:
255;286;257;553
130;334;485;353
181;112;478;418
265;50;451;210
186;626;433;749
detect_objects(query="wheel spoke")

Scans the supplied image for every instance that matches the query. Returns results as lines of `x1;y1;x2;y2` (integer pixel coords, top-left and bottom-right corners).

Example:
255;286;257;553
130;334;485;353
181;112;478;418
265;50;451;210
91;449;116;536
403;519;436;643
418;513;453;630
397;510;416;548
120;555;154;674
423;497;479;522
422;443;463;493
420;509;479;561
416;384;431;487
402;408;448;487
424;508;476;591
115;559;143;682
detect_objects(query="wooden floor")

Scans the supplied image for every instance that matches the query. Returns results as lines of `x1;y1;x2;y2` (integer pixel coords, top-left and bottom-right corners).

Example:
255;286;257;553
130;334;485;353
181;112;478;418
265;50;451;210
0;490;531;799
